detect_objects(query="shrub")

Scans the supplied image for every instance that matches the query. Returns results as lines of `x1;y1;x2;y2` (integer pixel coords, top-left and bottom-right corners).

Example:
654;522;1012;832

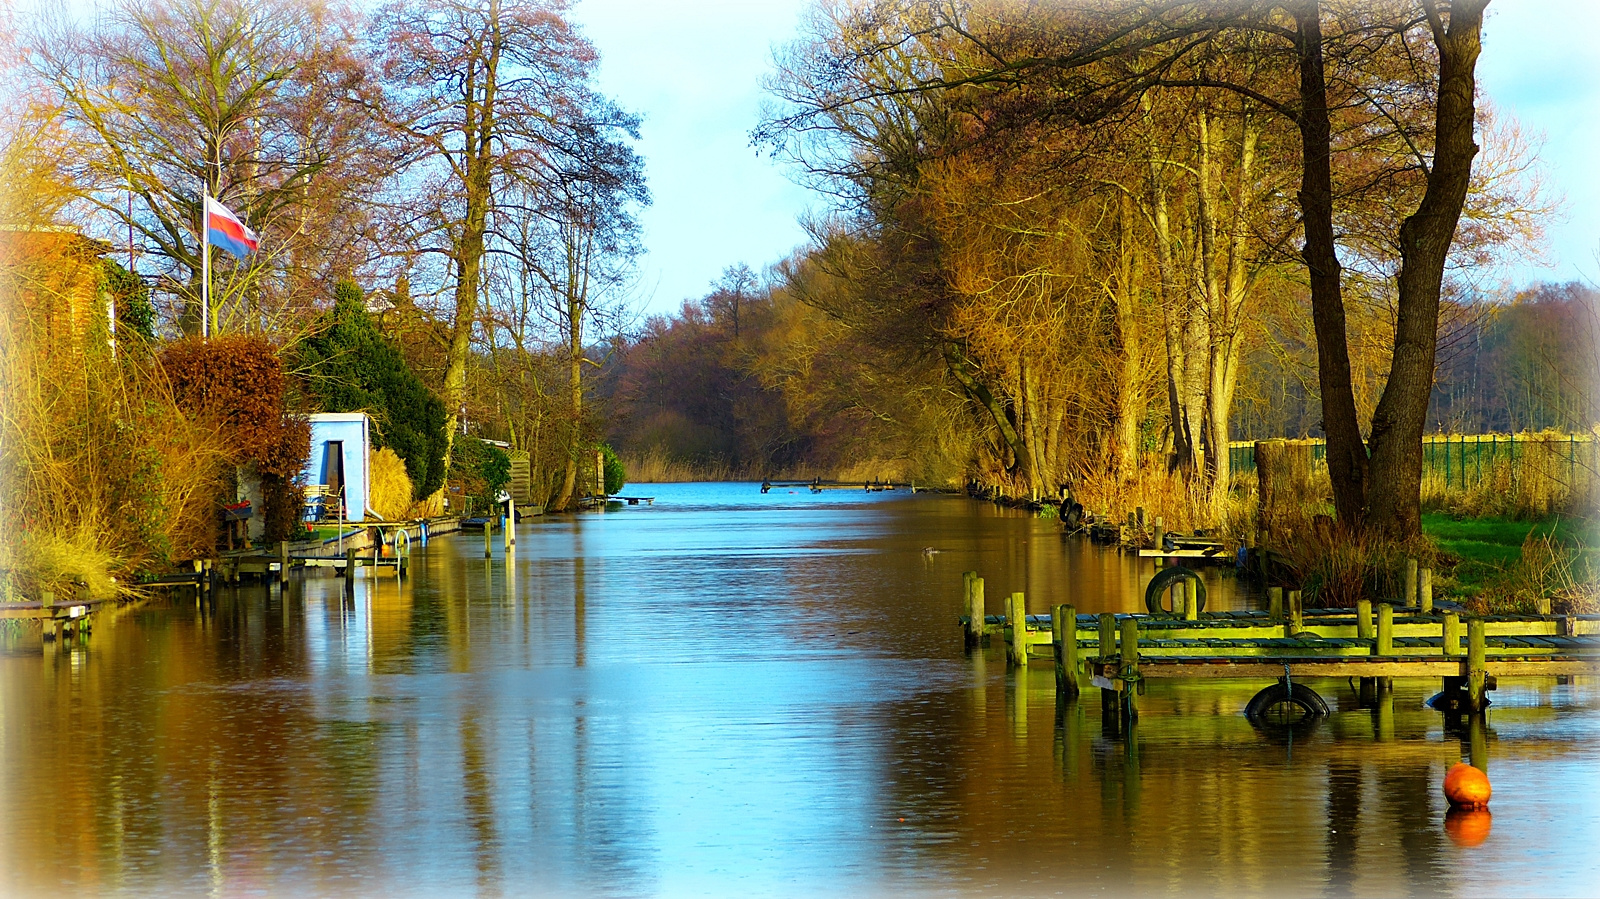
100;258;154;342
162;335;309;544
451;435;511;510
600;443;626;495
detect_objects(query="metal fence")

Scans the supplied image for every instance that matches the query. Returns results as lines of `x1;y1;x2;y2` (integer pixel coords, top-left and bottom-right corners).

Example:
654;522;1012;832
1227;433;1598;489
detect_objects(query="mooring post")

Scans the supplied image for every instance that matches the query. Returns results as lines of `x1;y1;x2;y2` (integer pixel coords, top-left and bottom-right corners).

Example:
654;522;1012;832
1053;604;1080;699
1098;613;1115;664
1443;611;1461;656
1404;557;1419;608
1287;590;1303;636
1183;580;1198;621
1119;616;1140;720
1051;603;1064;688
1151;517;1164;552
1007;592;1028;668
1356;599;1373;641
507;499;516;546
278;540;289;585
344;549;356;595
484;520;493;559
1376;602;1394;655
965;573;986;650
1268;586;1283;622
1467;618;1488;712
1419;567;1433;614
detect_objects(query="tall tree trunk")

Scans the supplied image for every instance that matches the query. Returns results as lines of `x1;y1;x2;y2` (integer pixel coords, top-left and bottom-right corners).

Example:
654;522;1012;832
1294;1;1368;528
1203;105;1259;508
1195;106;1222;487
1018;354;1044;495
1366;0;1487;538
1114;191;1143;484
1143;113;1196;475
551;229;590;512
442;25;501;470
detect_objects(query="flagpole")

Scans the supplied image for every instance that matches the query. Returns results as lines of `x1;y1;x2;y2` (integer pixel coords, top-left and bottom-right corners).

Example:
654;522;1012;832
201;180;210;340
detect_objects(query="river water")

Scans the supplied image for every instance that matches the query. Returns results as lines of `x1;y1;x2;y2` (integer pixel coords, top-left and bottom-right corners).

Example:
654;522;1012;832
4;483;1598;897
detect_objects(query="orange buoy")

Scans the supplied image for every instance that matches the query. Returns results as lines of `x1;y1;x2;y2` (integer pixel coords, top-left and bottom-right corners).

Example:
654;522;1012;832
1443;762;1492;810
1445;808;1492;847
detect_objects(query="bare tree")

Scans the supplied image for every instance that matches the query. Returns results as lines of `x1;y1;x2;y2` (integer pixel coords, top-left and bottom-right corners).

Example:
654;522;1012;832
371;0;635;465
30;0;382;337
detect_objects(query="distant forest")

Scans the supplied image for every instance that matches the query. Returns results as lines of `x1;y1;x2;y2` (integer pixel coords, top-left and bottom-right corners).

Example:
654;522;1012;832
602;277;1599;477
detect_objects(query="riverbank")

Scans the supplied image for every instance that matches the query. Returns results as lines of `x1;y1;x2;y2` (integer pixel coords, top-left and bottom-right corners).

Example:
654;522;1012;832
1424;512;1599;613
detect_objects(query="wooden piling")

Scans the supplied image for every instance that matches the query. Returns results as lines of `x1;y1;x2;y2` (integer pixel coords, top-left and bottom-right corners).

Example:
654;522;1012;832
278;540;289;585
1053;604;1080;699
964;573;984;650
1097;612;1117;714
1375;692;1395;741
1443;611;1461;656
1404;557;1418;608
1268;586;1283;623
1151;518;1164;551
484;520;493;558
1119;616;1140;719
1007;593;1028;668
1356;599;1373;640
507;499;516;546
1419;567;1433;614
1537;592;1553;616
1287;590;1303;636
1376;602;1394;655
1468;618;1488;711
1469;712;1489;771
344;549;357;595
1183;580;1198;621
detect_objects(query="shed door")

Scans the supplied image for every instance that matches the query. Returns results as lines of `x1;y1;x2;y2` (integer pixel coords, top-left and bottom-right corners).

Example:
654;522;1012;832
324;441;345;513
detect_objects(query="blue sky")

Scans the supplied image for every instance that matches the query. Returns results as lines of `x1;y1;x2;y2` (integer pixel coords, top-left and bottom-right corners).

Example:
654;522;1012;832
573;0;1600;317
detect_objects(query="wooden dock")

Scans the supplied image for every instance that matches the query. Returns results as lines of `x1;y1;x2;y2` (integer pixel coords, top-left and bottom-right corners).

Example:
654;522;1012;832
957;569;1600;722
760;478;914;494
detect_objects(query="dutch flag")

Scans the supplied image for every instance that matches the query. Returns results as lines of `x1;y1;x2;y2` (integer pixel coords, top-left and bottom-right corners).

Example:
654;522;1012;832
204;194;258;259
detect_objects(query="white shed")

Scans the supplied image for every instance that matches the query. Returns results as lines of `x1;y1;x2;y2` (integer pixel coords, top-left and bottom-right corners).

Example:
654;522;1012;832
302;412;373;523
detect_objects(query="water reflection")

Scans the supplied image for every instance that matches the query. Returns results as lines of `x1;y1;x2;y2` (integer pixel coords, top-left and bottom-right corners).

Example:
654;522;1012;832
3;483;1599;897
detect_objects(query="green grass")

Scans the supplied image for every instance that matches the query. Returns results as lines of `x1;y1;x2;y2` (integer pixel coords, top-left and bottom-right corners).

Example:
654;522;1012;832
1423;512;1595;596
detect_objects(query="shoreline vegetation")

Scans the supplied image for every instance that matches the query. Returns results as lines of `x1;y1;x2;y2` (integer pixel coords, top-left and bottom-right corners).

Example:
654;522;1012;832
1;0;1595;622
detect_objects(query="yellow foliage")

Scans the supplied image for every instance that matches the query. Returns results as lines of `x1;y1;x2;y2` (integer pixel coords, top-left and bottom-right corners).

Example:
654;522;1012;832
368;448;414;521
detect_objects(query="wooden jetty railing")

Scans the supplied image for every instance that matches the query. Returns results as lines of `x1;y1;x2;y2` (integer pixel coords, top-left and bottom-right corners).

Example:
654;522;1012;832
958;569;1600;721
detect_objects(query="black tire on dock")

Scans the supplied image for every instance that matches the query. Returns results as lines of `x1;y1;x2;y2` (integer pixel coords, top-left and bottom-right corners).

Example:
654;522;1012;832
1245;680;1330;724
1063;501;1084;528
1144;566;1207;616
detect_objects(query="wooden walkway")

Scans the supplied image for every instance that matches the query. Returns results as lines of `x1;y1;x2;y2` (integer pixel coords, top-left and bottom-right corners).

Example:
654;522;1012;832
958;569;1600;719
760;478;915;493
